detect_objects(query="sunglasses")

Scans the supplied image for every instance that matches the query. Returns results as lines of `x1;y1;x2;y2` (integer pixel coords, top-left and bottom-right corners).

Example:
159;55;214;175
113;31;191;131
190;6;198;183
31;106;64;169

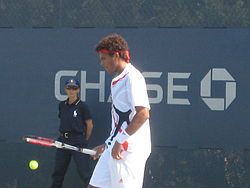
66;87;79;90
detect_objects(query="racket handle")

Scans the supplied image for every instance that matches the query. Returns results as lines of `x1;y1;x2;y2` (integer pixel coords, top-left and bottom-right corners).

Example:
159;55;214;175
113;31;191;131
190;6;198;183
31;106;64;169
82;149;96;155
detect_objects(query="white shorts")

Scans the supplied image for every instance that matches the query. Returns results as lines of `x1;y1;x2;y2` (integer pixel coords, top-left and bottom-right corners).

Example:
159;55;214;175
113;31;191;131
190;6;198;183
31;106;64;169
89;148;150;188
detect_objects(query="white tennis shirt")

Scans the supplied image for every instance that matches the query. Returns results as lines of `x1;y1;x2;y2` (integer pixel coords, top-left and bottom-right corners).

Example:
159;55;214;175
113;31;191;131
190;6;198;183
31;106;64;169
105;63;151;154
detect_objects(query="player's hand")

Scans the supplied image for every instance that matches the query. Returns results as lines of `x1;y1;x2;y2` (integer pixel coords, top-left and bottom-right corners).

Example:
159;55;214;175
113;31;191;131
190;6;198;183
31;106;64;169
112;141;124;160
91;144;105;160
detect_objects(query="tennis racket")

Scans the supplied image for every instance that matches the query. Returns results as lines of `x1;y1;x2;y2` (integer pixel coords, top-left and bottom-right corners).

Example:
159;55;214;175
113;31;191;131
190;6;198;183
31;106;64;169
23;135;96;155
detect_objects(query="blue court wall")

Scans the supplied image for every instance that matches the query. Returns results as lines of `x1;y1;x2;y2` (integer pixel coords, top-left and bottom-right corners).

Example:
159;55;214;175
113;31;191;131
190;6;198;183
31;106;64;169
0;28;249;187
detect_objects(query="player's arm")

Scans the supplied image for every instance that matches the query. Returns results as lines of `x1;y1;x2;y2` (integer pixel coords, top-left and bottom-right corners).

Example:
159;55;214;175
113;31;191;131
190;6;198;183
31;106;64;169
112;74;150;160
85;119;93;140
125;106;150;136
112;107;149;160
121;73;150;138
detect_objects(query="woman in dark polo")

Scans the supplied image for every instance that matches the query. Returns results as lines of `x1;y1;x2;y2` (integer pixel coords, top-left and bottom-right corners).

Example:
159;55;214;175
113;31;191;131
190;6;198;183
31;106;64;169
51;78;93;188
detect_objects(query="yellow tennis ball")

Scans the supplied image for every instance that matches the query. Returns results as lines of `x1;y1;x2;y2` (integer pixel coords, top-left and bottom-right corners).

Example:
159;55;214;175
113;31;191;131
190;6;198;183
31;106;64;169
29;160;39;170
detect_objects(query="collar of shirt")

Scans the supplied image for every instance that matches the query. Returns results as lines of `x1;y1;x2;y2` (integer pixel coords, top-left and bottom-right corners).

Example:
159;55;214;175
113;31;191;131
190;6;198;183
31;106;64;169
65;97;81;106
112;63;131;83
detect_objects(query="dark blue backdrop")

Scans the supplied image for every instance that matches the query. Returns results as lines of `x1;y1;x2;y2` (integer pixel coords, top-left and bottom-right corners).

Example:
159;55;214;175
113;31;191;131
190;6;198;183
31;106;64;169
1;28;250;188
1;28;249;149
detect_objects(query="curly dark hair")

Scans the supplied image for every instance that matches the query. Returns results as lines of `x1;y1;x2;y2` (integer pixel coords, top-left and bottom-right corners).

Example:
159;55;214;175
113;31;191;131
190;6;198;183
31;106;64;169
95;34;129;61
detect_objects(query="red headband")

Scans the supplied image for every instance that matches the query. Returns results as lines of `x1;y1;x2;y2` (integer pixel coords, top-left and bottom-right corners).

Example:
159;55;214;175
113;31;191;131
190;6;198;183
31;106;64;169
99;49;130;63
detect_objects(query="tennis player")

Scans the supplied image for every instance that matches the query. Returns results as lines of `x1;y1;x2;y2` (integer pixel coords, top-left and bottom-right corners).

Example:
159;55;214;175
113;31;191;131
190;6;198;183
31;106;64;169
88;34;151;188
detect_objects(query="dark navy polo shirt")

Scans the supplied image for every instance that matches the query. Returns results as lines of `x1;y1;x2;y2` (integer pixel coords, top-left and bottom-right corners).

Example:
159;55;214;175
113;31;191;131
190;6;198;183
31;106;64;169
58;98;92;134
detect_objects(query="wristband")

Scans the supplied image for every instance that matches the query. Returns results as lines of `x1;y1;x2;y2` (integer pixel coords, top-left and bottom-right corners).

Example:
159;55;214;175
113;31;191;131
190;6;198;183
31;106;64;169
116;130;130;144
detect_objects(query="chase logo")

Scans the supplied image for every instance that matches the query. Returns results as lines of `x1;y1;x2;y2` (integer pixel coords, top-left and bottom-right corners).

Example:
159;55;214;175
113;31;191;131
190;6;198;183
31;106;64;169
200;68;236;111
55;68;237;111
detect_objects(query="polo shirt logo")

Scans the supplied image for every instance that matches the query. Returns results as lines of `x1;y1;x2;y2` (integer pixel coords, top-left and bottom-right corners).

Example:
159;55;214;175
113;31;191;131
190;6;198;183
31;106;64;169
73;110;78;117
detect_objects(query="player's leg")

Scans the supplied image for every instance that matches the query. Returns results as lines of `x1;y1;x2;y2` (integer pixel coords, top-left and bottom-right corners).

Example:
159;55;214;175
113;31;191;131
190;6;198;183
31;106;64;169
50;149;71;188
109;151;150;188
88;149;112;188
72;150;91;186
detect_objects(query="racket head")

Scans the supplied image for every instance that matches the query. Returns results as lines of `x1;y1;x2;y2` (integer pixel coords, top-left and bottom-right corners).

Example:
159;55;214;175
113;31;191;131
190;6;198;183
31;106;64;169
23;135;55;147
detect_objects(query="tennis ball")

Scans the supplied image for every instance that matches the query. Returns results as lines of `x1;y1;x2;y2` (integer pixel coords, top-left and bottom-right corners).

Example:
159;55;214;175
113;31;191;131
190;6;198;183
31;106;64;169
29;160;39;170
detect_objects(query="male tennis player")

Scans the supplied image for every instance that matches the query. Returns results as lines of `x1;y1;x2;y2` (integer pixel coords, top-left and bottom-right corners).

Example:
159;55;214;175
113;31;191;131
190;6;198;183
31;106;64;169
87;34;151;188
